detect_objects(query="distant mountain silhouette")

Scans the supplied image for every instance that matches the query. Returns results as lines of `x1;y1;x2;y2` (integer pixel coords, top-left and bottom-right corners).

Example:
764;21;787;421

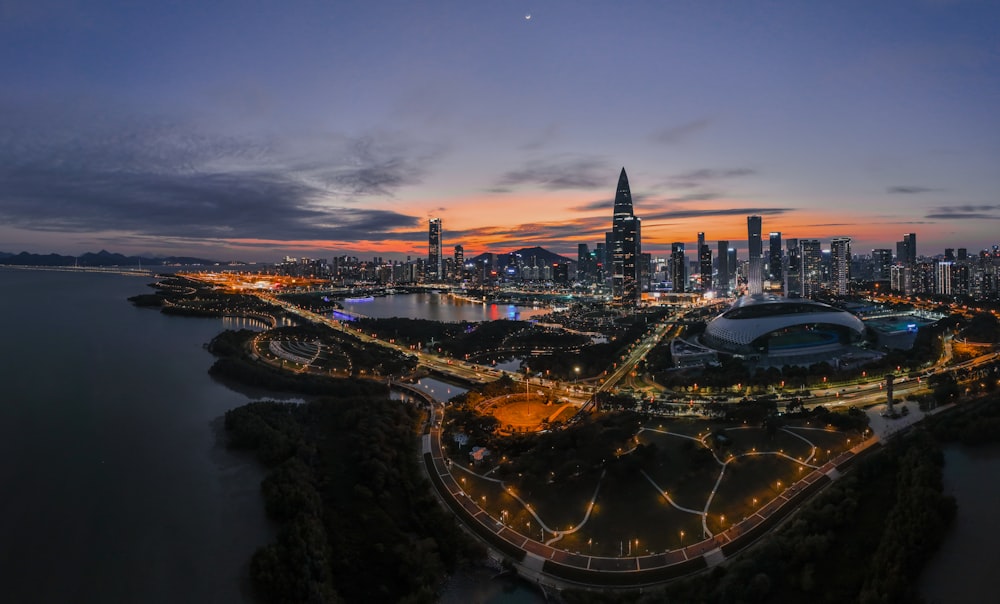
467;246;573;268
0;249;224;266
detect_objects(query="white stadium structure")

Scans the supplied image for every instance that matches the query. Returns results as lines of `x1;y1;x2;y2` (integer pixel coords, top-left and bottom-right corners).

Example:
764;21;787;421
701;295;866;360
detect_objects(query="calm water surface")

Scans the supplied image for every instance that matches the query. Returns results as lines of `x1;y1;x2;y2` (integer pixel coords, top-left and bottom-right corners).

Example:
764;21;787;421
341;292;550;322
0;269;271;603
920;443;1000;603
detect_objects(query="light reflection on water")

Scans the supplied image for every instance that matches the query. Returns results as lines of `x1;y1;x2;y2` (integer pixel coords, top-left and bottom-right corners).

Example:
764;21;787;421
412;377;468;402
340;293;550;323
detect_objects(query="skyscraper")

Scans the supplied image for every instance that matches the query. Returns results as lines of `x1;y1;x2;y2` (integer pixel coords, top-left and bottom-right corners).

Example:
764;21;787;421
786;238;802;296
747;215;763;295
453;245;464;283
768;232;783;285
717;240;730;295
830;237;851;294
800;239;822;298
901;233;917;266
611;168;641;306
670;242;686;292
872;249;892;282
698;232;712;292
427;218;442;282
577;243;590;282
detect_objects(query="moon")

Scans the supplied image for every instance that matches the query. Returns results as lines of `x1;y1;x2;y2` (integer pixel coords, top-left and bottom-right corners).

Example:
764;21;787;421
525;14;531;21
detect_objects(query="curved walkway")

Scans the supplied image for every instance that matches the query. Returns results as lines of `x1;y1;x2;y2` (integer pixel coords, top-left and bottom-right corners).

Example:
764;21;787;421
421;406;881;588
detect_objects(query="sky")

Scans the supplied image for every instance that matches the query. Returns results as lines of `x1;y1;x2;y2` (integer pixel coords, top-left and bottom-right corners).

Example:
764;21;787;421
1;0;998;262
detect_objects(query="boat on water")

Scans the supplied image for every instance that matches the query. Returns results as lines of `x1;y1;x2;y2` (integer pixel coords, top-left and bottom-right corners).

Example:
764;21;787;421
343;296;375;303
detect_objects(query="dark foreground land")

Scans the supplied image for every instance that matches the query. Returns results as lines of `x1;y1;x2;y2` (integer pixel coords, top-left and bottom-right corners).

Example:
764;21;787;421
225;396;483;603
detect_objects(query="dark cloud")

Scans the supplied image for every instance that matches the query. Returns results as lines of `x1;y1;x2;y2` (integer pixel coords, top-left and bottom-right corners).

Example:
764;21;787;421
666;168;756;189
321;134;442;197
666;192;724;202
446;216;610;248
650;118;712;144
887;185;938;194
0;113;430;244
643;207;793;221
926;204;1000;220
497;157;611;190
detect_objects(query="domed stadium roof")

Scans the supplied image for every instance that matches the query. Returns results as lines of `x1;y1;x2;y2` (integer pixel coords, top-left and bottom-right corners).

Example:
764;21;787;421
703;295;865;354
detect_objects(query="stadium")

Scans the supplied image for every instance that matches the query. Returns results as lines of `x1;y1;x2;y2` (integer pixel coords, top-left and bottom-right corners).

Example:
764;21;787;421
700;295;866;363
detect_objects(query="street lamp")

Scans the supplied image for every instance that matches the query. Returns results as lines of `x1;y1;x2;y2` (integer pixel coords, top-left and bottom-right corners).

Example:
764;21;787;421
574;366;580;383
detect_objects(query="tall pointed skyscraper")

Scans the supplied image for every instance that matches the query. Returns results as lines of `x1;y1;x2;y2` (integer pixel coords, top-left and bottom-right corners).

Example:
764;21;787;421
611;168;641;306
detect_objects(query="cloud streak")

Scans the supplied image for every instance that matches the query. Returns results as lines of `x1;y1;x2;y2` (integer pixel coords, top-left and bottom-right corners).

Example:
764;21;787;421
926;204;1000;220
497;156;611;190
643;207;793;221
665;168;757;189
887;185;938;194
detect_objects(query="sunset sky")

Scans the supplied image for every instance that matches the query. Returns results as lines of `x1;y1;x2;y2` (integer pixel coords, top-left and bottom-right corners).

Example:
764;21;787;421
1;1;998;261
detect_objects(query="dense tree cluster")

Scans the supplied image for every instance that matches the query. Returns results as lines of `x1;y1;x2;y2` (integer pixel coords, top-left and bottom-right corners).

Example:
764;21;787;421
928;393;1000;444
960;312;1000;343
225;398;482;604
352;316;589;361
492;412;642;489
858;432;957;603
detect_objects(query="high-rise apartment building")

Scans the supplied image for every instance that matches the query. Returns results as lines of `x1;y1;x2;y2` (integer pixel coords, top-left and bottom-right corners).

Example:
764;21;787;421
872;249;893;282
902;233;917;266
611;168;641;306
936;261;953;295
453;245;464;283
670;242;686;292
577;243;590;282
747;215;763;295
698;232;712;291
717;240;730;295
830;237;851;294
800;239;822;298
785;238;802;297
595;242;607;282
768;232;782;285
427;218;442;282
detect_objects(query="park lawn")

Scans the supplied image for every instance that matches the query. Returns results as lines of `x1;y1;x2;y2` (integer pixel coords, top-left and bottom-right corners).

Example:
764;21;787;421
449;469;507;511
716;426;814;460
637;427;702;458
641;439;722;512
783;425;857;459
646;418;725;438
569;470;704;557
705;454;801;533
515;471;604;531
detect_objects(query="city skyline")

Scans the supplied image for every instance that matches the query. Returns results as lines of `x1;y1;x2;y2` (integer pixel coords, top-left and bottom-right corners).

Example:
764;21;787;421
1;1;998;261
